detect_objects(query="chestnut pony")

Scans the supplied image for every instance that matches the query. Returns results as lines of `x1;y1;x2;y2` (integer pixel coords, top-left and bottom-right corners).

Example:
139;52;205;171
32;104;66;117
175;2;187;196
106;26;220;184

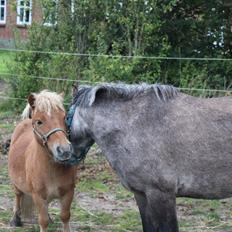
8;90;77;232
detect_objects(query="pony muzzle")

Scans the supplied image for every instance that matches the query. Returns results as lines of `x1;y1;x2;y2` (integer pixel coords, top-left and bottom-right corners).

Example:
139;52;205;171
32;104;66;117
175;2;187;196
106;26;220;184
55;144;73;162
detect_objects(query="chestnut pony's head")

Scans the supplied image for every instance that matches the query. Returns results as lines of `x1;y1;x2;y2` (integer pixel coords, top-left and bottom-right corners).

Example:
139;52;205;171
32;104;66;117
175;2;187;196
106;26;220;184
22;90;73;164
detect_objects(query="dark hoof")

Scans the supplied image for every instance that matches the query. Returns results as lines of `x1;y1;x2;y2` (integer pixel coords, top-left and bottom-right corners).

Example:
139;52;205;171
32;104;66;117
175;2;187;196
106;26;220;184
10;215;23;227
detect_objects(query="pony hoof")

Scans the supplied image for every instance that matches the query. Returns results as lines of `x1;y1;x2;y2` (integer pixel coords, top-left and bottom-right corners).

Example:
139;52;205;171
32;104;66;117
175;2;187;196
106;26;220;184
10;217;23;227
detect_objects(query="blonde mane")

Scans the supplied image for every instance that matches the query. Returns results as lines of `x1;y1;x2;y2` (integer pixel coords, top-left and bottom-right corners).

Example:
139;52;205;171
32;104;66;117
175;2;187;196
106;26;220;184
21;90;65;120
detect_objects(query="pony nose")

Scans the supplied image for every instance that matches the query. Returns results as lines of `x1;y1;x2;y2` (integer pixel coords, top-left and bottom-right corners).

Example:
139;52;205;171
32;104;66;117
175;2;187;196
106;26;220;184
56;145;73;161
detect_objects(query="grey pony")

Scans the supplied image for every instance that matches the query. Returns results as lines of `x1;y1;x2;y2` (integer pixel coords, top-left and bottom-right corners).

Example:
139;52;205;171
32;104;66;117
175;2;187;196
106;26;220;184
69;83;232;232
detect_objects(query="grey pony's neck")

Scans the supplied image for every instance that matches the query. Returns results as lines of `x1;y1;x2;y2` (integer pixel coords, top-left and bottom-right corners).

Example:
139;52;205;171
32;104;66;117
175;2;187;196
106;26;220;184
74;83;179;108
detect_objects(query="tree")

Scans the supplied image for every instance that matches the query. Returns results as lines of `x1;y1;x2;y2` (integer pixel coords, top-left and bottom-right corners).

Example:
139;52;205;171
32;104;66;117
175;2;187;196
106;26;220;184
8;0;232;107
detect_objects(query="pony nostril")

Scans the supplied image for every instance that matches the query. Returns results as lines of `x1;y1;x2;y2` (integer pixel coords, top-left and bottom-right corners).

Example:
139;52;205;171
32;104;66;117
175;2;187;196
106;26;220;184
55;146;72;162
57;146;62;154
63;152;72;160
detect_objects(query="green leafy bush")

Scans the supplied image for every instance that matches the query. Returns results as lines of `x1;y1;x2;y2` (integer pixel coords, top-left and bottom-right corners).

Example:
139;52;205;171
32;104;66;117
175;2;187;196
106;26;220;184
4;0;232;110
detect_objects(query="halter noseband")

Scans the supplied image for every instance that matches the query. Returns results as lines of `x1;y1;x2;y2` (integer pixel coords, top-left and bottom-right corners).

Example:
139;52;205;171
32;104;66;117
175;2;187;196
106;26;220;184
33;125;67;147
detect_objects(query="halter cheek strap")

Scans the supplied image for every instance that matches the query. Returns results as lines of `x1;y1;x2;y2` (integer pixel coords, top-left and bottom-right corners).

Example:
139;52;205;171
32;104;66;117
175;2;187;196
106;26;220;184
33;126;67;147
65;104;76;136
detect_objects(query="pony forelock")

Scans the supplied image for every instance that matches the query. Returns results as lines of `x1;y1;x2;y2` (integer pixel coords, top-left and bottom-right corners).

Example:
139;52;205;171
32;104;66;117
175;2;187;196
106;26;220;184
21;90;65;119
35;90;65;114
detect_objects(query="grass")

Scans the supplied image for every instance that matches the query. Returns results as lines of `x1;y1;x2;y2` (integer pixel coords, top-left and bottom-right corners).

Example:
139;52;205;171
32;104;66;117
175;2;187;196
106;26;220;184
2;149;232;232
0;111;15;119
0;51;15;113
77;179;110;196
0;123;14;132
0;51;14;74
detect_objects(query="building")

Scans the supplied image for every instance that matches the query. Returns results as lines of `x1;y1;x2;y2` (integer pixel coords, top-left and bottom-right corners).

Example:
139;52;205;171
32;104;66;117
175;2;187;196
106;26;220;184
0;0;42;47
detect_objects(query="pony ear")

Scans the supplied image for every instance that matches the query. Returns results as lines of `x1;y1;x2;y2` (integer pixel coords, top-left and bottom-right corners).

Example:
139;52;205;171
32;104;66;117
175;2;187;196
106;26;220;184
28;93;36;109
89;86;107;106
72;83;79;97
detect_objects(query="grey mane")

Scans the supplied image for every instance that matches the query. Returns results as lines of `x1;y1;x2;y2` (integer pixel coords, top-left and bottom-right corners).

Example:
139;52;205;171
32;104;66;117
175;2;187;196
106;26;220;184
73;83;179;107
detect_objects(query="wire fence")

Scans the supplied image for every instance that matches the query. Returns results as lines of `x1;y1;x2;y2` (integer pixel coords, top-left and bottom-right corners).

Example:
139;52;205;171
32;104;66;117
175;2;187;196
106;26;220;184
0;74;231;104
0;72;232;93
0;87;231;104
2;47;232;61
0;75;232;94
0;47;232;103
0;95;72;106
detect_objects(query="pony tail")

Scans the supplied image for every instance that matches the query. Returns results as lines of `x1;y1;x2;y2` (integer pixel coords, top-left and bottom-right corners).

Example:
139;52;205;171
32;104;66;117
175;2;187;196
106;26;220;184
21;194;36;223
21;104;31;120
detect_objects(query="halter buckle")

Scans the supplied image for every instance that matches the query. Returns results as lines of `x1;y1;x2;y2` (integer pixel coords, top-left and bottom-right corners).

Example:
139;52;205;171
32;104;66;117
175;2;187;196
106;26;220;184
42;135;48;146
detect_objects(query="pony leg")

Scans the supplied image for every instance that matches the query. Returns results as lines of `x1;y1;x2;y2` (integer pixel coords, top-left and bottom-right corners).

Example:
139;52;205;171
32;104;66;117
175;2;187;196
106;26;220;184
146;189;178;232
60;190;74;232
32;193;49;232
10;187;23;227
134;192;155;232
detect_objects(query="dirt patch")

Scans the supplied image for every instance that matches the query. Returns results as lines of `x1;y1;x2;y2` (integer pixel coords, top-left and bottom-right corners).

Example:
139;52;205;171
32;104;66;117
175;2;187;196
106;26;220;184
0;138;10;155
76;192;137;216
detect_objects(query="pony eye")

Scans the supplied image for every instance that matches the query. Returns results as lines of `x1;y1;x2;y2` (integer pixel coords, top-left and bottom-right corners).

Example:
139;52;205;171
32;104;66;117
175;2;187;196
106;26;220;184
36;120;43;126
